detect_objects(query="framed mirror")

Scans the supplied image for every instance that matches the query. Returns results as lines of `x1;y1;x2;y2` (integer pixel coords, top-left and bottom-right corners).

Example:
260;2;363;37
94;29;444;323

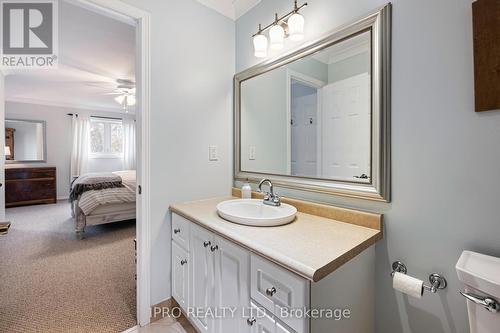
5;119;47;163
234;5;391;201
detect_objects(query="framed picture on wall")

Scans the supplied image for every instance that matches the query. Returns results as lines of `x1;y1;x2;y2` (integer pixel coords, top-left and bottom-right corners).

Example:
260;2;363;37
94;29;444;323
472;0;500;112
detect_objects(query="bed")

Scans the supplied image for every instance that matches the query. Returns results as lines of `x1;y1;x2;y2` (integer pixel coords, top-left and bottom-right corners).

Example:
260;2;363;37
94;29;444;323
71;170;136;239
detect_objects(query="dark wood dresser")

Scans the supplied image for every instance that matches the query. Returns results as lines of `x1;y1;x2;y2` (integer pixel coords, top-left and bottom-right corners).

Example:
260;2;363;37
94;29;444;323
5;167;57;207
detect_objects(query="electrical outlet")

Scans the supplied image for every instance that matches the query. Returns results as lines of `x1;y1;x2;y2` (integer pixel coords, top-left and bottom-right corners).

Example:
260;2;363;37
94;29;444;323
209;145;218;161
249;146;256;160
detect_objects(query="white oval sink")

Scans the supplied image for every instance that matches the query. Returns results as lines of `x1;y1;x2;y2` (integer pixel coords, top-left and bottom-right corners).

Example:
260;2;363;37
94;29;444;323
216;199;297;227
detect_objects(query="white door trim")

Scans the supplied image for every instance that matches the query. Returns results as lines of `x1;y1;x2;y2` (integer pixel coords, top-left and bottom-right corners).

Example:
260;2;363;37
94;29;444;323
72;0;152;326
285;69;326;176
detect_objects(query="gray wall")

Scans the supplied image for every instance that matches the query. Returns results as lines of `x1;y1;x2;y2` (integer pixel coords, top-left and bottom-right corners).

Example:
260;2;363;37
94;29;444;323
236;0;500;332
241;67;288;174
121;0;235;305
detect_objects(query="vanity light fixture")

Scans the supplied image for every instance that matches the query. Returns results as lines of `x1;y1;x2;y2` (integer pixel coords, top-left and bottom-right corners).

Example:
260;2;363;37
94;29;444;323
252;0;307;58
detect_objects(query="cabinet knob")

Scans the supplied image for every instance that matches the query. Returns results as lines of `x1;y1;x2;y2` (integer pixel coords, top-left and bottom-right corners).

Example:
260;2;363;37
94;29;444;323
247;317;256;326
173;228;181;234
266;286;277;297
203;241;211;248
210;245;219;252
180;259;187;265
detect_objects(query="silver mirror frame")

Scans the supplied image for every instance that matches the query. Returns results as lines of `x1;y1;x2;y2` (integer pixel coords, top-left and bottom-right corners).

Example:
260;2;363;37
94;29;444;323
234;4;391;202
5;118;47;164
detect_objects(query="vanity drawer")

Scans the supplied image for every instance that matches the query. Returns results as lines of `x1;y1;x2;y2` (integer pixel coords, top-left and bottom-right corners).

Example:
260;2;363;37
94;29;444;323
250;255;309;333
172;213;190;250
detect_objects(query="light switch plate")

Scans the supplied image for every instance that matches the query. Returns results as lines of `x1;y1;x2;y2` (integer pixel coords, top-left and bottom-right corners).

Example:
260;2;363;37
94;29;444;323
209;145;218;161
249;146;256;160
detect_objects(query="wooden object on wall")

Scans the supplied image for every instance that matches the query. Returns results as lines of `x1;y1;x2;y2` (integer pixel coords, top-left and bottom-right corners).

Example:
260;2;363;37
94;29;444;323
472;0;500;112
5;128;15;160
5;167;57;207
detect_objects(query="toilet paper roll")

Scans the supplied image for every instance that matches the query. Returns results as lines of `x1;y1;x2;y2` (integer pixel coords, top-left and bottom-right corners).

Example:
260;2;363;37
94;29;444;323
393;272;424;298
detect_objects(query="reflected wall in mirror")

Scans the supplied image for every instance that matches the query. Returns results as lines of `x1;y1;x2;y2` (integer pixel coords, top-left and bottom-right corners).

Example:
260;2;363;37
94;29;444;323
5;119;47;163
235;4;391;201
241;31;371;183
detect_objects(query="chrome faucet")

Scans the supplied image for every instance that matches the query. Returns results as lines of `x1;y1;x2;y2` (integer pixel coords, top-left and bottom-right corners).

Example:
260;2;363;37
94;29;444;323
258;179;281;206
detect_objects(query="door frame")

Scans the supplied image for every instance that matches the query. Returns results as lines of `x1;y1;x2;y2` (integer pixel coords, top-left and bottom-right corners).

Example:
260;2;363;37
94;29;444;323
285;69;326;176
70;0;152;326
0;71;5;220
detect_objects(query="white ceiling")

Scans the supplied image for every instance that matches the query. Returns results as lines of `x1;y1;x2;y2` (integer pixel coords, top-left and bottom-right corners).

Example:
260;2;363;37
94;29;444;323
5;0;136;113
195;0;261;20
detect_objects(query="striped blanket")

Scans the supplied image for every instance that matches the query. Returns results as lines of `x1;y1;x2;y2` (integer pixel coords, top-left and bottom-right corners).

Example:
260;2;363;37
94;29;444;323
70;173;123;202
78;187;136;215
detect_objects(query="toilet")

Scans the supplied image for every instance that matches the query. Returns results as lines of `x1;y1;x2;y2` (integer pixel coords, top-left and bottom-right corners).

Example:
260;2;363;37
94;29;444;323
456;251;500;333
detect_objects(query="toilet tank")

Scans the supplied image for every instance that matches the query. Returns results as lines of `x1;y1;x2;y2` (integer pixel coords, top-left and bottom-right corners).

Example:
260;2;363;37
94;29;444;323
456;251;500;333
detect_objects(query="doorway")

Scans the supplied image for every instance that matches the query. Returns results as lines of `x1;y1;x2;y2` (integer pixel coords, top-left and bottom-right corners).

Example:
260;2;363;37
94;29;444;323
0;0;151;330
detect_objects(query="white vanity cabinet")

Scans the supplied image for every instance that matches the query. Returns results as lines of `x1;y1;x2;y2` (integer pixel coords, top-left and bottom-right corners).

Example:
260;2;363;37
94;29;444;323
171;212;375;333
172;241;189;310
174;216;252;333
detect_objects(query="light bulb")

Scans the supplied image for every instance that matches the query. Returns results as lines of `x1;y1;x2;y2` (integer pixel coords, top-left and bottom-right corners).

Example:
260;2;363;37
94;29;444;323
114;95;125;105
128;95;136;106
253;33;268;58
288;12;304;41
269;24;285;50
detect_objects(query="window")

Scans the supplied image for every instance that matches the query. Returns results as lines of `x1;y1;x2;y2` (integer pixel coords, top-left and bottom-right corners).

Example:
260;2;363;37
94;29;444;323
90;118;123;157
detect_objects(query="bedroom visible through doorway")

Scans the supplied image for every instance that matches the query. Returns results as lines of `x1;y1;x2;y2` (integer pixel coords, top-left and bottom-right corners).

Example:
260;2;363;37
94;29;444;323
0;1;142;331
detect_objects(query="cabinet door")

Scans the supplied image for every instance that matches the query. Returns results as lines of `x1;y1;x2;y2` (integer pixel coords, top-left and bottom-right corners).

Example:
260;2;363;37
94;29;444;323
250;302;276;333
189;223;215;333
214;236;251;333
172;214;190;251
277;322;297;333
172;241;189;311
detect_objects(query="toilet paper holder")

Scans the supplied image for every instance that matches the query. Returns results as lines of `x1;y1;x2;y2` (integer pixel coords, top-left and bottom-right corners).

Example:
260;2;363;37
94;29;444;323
391;261;447;293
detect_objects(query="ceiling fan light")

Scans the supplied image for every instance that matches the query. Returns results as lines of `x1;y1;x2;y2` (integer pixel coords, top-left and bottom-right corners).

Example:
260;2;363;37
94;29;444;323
128;95;136;106
269;24;285;50
114;95;125;105
288;12;305;41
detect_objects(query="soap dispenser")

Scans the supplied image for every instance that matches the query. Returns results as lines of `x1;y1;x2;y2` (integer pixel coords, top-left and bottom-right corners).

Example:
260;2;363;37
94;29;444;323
241;183;252;199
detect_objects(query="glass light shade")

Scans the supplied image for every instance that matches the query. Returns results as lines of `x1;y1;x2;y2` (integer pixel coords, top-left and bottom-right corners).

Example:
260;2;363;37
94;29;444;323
114;95;125;105
269;24;285;50
253;33;268;58
127;95;136;106
288;13;305;41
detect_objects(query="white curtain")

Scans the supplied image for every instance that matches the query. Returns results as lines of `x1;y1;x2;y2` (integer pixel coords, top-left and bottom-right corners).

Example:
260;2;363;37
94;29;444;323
70;114;90;178
123;118;136;170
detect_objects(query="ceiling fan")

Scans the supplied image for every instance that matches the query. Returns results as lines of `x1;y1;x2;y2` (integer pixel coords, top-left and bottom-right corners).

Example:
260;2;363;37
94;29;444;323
88;78;136;112
104;79;136;111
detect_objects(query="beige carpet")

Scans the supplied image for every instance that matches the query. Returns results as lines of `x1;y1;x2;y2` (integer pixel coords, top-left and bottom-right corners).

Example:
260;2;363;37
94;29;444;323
0;201;136;333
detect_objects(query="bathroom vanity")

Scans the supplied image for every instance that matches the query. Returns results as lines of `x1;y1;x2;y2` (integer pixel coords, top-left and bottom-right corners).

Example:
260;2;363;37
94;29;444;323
170;192;382;333
169;4;390;332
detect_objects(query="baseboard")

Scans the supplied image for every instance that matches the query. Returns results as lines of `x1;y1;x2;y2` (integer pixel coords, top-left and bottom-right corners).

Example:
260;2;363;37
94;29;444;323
57;196;69;201
150;297;177;323
150;298;196;332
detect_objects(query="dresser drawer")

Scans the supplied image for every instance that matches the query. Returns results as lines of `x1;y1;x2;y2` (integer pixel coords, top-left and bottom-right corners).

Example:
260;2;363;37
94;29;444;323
172;213;190;250
251;255;309;333
5;167;55;180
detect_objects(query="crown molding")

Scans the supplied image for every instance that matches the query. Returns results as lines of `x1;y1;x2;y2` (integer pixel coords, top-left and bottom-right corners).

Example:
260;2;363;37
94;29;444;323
6;96;133;114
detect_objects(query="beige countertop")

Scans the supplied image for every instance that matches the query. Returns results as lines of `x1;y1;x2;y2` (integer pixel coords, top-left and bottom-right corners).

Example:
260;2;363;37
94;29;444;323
170;196;383;282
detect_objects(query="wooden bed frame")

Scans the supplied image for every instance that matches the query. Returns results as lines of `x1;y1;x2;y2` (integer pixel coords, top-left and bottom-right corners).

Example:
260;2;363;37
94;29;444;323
73;200;136;239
